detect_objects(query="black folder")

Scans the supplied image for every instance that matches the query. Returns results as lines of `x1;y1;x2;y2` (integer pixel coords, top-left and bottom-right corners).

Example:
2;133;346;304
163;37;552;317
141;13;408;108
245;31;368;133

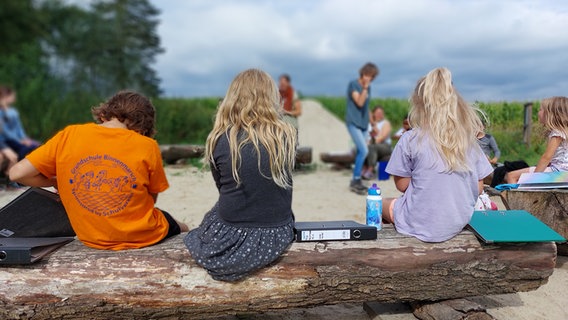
294;220;377;242
0;237;74;265
0;188;75;238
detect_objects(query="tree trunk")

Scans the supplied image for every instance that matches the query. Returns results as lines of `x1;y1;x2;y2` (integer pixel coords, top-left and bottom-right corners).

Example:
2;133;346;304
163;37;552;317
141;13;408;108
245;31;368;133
503;189;568;255
320;151;355;166
0;226;556;319
296;146;312;164
160;144;205;164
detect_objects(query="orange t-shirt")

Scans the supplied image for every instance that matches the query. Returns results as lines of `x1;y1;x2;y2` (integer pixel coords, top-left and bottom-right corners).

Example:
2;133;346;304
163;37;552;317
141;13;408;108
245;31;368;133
26;123;170;250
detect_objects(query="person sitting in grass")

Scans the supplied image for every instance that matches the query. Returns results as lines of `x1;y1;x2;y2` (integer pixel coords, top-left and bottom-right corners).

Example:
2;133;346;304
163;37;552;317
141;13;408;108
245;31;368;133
9;91;188;250
477;120;501;167
362;105;392;180
0;86;40;160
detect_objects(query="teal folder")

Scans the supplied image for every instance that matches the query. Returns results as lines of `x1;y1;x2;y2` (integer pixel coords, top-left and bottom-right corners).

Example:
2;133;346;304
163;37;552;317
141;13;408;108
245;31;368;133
468;210;566;243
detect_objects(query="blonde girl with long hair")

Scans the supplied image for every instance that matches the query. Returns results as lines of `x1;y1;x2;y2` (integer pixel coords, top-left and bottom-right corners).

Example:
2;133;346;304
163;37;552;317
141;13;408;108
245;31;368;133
506;96;568;183
184;69;297;281
382;67;493;242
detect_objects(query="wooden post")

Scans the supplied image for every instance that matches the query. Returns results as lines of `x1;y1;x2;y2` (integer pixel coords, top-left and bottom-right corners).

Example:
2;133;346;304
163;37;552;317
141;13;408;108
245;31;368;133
0;226;557;319
523;102;533;147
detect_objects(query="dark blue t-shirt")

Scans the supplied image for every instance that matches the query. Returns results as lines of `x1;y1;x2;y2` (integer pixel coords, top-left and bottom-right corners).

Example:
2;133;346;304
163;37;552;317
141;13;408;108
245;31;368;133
345;79;370;129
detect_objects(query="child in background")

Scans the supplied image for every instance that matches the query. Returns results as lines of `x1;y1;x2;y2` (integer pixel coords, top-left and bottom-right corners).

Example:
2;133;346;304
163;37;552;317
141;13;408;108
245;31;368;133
383;67;493;242
506;96;568;183
184;69;297;281
393;114;411;141
9;91;188;250
345;62;379;194
477;120;501;166
0;87;21;173
0;86;40;160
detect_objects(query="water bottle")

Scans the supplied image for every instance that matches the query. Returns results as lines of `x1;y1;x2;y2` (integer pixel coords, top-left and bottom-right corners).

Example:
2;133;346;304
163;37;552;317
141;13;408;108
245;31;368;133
366;183;382;230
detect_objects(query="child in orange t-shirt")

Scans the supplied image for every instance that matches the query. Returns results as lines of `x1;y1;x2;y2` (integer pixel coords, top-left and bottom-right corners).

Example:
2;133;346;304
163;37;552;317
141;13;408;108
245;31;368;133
9;91;188;250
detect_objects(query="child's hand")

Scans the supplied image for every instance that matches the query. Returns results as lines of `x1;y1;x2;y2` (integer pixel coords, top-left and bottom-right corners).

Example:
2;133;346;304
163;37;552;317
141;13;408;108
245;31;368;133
20;138;33;147
2;148;18;164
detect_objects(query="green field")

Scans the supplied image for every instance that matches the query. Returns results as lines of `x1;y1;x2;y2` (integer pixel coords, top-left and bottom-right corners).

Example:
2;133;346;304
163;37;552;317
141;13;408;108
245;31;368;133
19;96;544;165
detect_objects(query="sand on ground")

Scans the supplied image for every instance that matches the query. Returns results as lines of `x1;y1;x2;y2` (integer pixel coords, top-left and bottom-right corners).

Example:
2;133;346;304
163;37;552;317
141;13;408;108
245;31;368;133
0;99;565;319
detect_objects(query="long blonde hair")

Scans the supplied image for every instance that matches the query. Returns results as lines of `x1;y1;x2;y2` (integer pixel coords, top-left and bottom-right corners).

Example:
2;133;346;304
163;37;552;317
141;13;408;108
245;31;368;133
409;67;483;172
205;69;297;188
540;96;568;139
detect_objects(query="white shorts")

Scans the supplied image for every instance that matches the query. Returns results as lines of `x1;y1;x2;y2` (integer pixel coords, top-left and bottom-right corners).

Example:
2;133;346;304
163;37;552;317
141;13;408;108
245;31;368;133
528;166;555;173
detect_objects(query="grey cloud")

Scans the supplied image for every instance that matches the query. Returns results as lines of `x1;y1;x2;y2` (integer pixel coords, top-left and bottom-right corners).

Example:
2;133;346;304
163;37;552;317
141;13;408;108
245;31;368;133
154;0;568;101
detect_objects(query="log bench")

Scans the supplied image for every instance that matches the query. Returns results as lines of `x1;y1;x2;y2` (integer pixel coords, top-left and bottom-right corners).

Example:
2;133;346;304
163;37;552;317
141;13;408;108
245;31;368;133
503;189;568;255
320;151;355;169
0;226;556;320
160;145;312;166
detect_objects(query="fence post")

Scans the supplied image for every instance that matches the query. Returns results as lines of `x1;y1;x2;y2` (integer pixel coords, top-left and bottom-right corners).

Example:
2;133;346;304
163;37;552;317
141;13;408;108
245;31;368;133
523;102;533;147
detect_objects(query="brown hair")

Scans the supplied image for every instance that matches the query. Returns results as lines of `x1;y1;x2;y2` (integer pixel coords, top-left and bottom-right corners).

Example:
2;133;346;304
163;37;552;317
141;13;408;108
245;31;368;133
371;104;384;113
359;62;379;79
92;91;156;137
0;85;14;99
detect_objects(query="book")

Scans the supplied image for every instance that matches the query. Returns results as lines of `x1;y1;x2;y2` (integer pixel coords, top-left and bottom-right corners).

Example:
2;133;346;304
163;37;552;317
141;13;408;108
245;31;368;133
517;171;568;190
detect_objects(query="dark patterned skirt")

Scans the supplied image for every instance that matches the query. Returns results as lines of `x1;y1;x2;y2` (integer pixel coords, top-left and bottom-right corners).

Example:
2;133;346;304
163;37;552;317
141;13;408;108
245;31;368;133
184;205;295;282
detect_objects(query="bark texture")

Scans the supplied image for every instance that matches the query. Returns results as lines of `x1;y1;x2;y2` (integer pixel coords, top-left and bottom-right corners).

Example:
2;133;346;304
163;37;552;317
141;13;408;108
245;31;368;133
504;189;568;255
0;226;556;319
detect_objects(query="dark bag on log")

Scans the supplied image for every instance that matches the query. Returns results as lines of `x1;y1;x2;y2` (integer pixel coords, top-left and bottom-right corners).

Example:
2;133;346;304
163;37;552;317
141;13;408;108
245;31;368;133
491;160;529;187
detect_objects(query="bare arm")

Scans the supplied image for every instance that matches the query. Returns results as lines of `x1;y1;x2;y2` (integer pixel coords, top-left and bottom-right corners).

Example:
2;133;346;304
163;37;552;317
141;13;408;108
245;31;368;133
9;159;56;187
351;88;369;108
285;100;302;117
478;180;484;195
394;175;411;193
535;136;562;172
375;121;392;144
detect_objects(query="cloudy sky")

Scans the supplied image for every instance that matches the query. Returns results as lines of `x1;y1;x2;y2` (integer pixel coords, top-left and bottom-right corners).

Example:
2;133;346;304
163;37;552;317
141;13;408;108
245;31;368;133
153;0;568;101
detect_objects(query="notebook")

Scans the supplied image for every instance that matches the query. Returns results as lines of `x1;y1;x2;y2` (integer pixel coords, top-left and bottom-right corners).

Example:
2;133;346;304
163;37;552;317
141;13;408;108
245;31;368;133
468;210;566;243
517;171;568;190
0;237;74;265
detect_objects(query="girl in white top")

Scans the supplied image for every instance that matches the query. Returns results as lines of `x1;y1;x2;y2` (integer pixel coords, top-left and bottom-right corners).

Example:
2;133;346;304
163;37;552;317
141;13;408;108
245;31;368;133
506;96;568;183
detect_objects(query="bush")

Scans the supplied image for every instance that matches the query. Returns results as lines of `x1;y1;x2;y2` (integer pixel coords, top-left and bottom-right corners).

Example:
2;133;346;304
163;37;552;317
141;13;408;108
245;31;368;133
153;98;219;144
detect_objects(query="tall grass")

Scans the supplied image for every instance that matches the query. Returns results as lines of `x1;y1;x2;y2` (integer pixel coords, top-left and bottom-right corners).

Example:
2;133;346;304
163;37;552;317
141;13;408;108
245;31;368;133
153;98;219;144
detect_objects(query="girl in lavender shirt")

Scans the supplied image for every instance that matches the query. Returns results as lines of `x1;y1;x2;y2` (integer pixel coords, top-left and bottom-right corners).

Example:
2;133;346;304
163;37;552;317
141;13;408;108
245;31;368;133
383;68;493;242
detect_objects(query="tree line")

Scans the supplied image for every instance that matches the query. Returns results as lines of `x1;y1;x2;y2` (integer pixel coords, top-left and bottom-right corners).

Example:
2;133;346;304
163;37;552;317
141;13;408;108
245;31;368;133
0;0;163;139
